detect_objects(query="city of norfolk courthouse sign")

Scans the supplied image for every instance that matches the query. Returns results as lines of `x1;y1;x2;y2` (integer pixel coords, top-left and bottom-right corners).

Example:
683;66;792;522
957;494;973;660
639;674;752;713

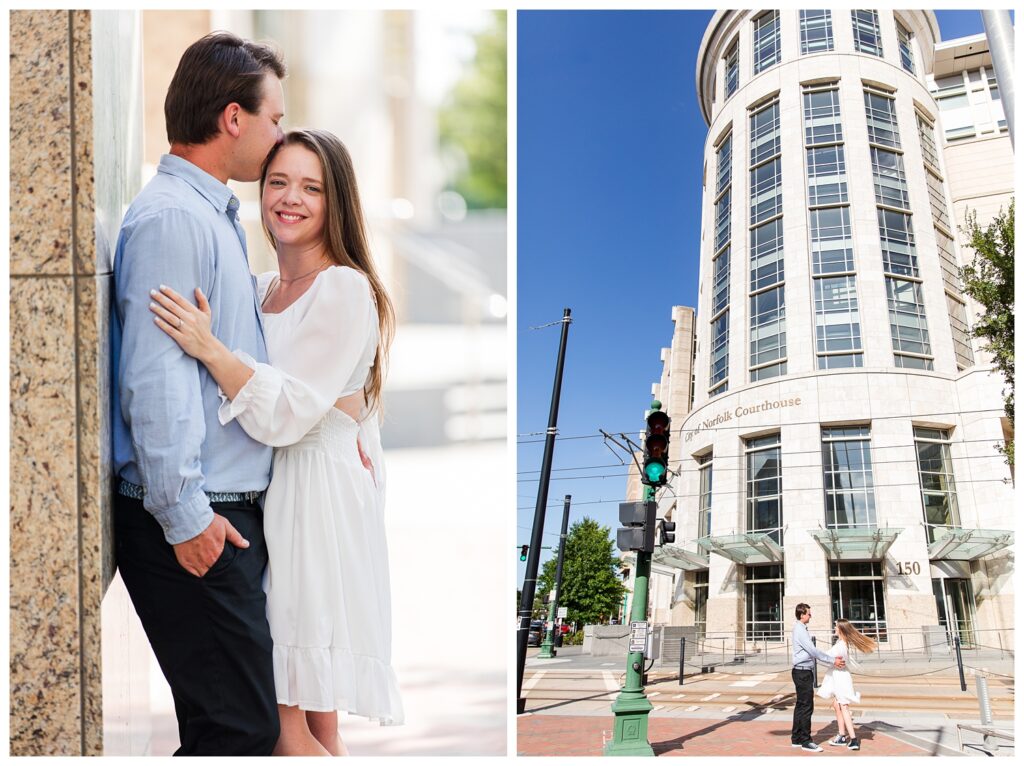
684;396;803;443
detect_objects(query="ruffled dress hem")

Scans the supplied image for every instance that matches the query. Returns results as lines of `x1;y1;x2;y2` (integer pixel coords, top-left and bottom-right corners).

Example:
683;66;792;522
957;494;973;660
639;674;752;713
273;644;404;726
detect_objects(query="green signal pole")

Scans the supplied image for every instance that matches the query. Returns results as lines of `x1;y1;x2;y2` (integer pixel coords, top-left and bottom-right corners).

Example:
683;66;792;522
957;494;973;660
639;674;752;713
606;397;667;757
605;482;655;756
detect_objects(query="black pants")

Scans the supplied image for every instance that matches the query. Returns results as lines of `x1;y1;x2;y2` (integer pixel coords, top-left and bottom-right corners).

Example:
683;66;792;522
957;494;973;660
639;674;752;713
115;494;279;756
791;668;815;744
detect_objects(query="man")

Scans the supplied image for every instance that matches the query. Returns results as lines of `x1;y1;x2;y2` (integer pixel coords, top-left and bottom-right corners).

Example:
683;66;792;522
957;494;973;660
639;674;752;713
791;603;845;752
111;32;286;755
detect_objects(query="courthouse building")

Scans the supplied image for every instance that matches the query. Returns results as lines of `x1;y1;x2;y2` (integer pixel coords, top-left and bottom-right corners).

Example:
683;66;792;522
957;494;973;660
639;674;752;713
639;10;1014;651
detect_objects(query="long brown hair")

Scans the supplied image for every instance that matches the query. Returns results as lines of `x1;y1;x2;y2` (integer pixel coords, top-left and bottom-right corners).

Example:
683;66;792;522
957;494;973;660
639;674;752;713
835;618;877;654
260;129;395;409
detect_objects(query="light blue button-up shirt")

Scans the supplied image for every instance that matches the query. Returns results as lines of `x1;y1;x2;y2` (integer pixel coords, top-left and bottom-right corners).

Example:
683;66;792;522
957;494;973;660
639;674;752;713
791;620;833;669
112;154;273;544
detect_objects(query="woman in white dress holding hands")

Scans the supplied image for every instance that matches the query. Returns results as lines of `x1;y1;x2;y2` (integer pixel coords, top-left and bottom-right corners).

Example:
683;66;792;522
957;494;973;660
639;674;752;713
149;128;403;755
817;618;876;751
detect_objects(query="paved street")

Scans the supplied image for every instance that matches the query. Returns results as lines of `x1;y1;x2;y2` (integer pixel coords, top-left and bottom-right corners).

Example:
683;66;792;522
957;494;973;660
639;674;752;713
518;657;1014;756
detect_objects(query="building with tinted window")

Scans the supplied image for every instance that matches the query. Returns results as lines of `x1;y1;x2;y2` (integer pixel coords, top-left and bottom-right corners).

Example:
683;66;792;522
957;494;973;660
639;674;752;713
644;10;1013;652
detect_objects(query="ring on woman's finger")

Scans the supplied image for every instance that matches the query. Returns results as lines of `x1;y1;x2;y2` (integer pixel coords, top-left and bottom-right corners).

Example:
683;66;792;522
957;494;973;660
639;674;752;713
176;317;183;329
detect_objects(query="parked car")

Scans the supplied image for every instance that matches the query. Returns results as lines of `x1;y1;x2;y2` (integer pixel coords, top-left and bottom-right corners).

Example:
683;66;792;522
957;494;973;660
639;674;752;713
527;620;545;646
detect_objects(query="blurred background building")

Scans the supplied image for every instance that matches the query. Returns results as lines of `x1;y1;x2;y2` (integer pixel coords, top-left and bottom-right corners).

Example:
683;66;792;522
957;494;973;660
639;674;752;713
10;9;506;755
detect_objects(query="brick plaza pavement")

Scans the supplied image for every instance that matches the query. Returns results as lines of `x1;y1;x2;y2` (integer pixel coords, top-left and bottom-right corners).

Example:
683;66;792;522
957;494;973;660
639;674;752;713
517;714;932;757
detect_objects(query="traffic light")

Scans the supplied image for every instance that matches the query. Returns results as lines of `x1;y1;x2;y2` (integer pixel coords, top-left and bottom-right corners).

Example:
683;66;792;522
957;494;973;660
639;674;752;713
642;408;671;487
616;500;657;553
659;518;676;546
519;545;529;561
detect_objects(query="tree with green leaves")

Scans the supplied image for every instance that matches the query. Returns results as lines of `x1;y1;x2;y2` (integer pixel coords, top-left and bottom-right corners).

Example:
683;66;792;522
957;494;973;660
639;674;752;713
439;10;506;209
960;200;1014;466
536;517;627;627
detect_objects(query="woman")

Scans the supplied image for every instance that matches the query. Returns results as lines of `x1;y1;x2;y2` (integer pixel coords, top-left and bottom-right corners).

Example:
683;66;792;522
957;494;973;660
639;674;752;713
149;129;403;755
817;618;877;751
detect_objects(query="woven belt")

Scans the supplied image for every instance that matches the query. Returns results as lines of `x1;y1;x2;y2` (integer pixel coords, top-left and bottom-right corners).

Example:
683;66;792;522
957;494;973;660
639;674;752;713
117;479;262;504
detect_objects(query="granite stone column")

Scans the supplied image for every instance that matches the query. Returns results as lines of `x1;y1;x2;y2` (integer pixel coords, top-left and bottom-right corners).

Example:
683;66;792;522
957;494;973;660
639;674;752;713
10;9;141;755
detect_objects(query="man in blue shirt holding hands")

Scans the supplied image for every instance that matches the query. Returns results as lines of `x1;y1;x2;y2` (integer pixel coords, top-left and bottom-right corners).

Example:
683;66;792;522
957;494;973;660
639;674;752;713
111;32;285;755
791;603;845;752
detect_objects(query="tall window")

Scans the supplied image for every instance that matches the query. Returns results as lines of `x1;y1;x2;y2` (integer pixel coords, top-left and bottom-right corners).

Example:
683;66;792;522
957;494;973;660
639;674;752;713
749;98;785;381
750;157;782;223
831;562;887;642
914;427;961;543
804;87;844;145
852;10;883;57
864;90;901;148
878;209;918;276
916;111;940;169
710;313;729;397
698;452;713;538
806;145;848;206
810;207;854;274
871;148;910;209
745;433;782;544
745;565;784;641
753;11;781;74
804;82;859;368
694;570;708;640
800;10;833;54
712;248;731;315
887;278;933;369
724;38;739;99
916;110;974;370
710;133;733;397
814;277;863;368
947;295;975;370
750;218;784;290
896;19;916;75
821;426;875;527
866;87;932;369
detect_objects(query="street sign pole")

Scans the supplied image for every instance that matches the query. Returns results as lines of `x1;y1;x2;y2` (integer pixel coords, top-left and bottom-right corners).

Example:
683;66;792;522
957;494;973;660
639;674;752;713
539;495;572;659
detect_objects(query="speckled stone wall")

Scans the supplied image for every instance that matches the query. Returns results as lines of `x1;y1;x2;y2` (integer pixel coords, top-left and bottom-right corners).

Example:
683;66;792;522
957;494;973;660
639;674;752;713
10;9;142;755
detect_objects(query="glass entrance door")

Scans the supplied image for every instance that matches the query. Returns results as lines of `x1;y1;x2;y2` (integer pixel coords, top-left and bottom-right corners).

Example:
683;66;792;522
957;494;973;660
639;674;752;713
931;578;976;648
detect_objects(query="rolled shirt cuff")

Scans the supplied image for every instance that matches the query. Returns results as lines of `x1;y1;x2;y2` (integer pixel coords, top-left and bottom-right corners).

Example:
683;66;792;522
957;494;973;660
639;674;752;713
146;487;214;545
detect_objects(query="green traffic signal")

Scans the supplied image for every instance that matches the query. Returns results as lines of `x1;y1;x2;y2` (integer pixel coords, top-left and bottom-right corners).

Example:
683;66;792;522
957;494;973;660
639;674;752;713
644;462;666;483
519;544;529;561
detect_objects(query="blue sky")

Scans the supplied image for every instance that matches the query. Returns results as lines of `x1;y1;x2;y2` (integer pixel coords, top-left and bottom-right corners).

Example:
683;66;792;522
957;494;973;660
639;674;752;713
516;10;999;583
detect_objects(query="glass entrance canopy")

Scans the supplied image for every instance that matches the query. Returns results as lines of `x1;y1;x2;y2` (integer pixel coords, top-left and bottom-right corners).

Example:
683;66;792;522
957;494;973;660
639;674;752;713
696;532;784;564
808;527;903;560
653;544;710;571
927;528;1014;561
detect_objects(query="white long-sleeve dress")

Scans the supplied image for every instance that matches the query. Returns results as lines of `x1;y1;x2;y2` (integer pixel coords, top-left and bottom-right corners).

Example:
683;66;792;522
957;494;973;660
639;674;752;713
816;639;860;705
218;265;403;724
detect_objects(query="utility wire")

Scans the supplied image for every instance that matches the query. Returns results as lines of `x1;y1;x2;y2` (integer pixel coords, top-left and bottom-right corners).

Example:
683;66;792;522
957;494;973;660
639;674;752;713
517;406;1008;443
518;448;1014;482
516;476;1012;510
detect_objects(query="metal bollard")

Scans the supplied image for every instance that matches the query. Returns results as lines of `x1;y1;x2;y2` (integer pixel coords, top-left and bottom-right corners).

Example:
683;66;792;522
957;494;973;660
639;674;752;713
976;675;993;725
900;634;905;662
954;635;967;691
679;637;686;686
764;635;768;664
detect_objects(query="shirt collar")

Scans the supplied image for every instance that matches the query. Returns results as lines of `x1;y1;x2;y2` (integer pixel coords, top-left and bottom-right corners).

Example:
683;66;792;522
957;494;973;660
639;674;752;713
157;154;237;215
